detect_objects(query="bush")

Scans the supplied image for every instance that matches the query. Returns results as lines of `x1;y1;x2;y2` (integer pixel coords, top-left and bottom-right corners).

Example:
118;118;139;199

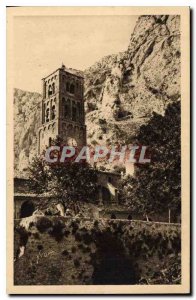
62;250;69;256
64;230;70;237
82;246;91;254
71;222;79;234
37;244;43;251
71;246;76;253
49;219;65;242
36;217;53;233
94;220;99;227
82;233;93;245
77;243;85;250
75;232;82;242
74;259;80;268
33;232;40;239
16;226;29;246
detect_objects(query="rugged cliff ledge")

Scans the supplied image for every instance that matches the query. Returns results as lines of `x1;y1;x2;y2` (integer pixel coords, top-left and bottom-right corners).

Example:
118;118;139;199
14;15;180;174
14;88;41;175
84;15;180;147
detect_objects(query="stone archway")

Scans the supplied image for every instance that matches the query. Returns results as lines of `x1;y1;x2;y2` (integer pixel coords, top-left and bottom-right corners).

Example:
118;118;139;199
20;200;35;218
91;230;139;284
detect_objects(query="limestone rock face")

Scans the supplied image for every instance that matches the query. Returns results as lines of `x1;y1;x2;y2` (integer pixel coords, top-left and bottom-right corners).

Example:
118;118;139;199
84;15;180;152
14;88;41;176
14;15;180;173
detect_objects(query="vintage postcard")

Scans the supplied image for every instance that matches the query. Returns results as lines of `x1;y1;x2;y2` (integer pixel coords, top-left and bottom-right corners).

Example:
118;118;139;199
7;6;190;294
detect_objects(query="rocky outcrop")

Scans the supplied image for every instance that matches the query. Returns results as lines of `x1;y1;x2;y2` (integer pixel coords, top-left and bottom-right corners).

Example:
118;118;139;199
84;15;180;150
14;88;41;176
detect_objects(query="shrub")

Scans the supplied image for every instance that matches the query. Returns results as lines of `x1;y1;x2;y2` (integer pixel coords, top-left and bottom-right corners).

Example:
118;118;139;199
49;219;65;242
62;250;69;256
37;244;43;251
80;227;88;233
71;221;79;234
74;259;80;268
94;220;99;227
64;230;70;237
75;232;82;242
48;264;62;284
77;243;85;250
16;226;29;246
36;217;53;233
71;246;77;253
82;233;93;245
82;246;91;254
33;232;40;239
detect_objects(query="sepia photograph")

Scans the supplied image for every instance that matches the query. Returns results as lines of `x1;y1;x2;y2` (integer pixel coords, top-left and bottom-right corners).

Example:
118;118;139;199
6;6;190;294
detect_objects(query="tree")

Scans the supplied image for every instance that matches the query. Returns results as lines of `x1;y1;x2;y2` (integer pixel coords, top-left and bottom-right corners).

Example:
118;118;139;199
29;155;98;206
120;101;181;218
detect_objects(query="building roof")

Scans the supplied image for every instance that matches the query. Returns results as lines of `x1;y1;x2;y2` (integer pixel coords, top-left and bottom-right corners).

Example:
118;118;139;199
14;193;54;198
42;65;84;80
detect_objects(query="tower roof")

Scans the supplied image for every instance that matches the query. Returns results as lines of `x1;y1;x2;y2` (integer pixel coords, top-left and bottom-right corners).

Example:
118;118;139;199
42;65;84;80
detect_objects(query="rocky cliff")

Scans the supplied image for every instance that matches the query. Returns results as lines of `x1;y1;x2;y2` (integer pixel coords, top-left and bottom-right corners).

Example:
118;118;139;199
84;15;180;147
14;15;180;174
14;88;41;176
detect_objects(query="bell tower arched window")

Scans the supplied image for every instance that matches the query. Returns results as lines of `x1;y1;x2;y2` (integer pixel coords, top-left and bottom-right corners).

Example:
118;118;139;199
66;82;70;92
62;98;70;119
52;82;55;94
51;105;56;120
43;103;46;123
72;102;77;122
46;108;50;122
70;83;75;94
48;85;52;97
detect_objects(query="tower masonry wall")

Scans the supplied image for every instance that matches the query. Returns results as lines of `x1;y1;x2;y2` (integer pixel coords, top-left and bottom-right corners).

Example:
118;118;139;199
38;66;86;154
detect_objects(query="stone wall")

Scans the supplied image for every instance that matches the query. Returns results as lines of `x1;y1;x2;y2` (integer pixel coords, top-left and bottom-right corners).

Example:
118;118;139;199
14;216;181;285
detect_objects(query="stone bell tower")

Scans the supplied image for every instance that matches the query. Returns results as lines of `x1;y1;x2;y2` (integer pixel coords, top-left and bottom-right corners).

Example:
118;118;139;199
38;64;86;154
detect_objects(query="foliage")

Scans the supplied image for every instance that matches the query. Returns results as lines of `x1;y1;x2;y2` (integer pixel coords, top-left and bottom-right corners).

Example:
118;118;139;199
49;219;65;242
120;102;181;216
138;253;181;285
36;216;53;233
29;153;98;205
16;226;29;247
28;155;49;194
74;259;80;268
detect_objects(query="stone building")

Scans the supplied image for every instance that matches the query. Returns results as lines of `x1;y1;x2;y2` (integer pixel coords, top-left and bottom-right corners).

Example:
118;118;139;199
96;171;120;205
38;64;86;154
